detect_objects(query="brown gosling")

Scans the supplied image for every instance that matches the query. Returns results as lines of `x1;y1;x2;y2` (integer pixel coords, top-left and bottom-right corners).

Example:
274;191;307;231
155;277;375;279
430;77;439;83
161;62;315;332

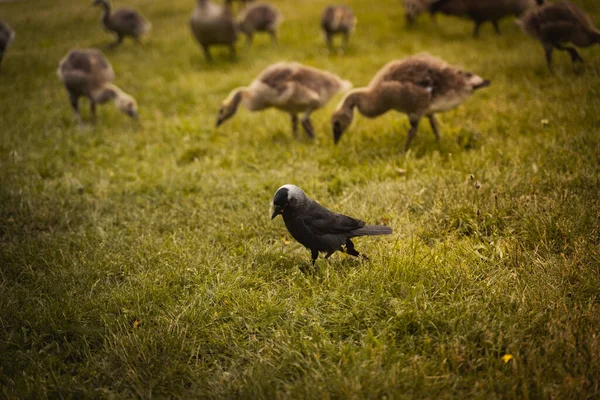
321;5;356;53
331;54;490;151
428;0;537;37
520;0;600;71
216;62;352;138
190;0;238;62
237;3;282;47
0;20;15;67
403;0;436;26
58;49;138;127
92;0;151;47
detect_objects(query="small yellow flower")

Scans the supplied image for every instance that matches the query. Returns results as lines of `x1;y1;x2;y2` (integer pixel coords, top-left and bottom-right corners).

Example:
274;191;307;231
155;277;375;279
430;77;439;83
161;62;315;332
132;319;141;328
501;354;513;363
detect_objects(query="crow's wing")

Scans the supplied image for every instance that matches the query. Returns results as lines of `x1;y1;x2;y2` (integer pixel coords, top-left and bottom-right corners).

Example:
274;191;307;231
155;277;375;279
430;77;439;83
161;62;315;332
298;203;365;236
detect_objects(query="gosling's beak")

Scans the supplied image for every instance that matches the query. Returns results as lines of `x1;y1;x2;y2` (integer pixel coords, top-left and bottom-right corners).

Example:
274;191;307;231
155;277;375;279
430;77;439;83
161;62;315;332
216;117;223;127
271;204;284;220
333;123;343;145
127;109;138;119
473;79;491;90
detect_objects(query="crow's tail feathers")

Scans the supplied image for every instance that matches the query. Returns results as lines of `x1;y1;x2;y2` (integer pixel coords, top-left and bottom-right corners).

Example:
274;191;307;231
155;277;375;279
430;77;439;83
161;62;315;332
353;225;393;236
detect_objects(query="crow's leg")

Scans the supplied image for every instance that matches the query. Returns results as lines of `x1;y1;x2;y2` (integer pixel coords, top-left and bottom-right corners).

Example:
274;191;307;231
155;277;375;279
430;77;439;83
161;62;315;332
345;239;368;260
427;115;440;141
404;116;421;151
324;251;335;259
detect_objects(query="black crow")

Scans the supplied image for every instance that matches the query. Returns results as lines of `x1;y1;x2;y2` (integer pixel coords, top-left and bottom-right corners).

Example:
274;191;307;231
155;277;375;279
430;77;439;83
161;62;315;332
271;184;393;265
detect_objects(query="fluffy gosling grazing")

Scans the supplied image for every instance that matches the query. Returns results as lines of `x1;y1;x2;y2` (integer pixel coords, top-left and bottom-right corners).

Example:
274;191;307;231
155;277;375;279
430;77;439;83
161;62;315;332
190;0;238;61
92;0;151;47
272;184;393;266
0;20;15;67
321;5;356;53
520;0;600;70
428;0;537;37
58;49;138;127
237;3;282;46
217;62;352;138
331;54;490;151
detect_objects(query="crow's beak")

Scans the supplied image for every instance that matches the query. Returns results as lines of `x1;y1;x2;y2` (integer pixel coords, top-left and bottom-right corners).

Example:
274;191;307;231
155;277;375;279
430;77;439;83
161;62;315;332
271;204;284;220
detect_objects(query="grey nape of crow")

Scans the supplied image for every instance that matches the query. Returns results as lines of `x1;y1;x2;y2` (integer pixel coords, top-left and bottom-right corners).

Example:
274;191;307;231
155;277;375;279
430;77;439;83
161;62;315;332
0;20;15;67
520;0;600;70
331;53;489;151
92;0;151;47
271;184;392;265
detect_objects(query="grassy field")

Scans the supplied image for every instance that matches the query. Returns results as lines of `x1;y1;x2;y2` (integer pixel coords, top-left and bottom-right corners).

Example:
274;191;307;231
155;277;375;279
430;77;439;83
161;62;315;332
1;0;600;397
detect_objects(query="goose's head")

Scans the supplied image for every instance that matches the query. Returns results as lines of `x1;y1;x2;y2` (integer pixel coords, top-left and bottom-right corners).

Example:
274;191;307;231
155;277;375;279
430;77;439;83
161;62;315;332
460;70;490;91
92;0;108;7
216;89;243;127
115;91;138;119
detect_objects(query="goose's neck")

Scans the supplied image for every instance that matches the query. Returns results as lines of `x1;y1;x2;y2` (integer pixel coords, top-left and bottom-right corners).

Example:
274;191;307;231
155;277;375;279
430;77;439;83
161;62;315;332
100;1;111;22
237;87;263;111
342;88;383;118
92;84;121;104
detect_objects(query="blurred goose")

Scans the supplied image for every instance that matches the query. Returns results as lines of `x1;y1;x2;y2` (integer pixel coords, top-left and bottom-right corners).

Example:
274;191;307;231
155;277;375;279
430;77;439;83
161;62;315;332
92;0;151;47
190;0;238;61
237;3;282;46
321;5;356;53
331;54;490;151
428;0;537;37
58;49;138;126
403;0;435;26
0;20;15;67
520;0;600;70
216;61;352;138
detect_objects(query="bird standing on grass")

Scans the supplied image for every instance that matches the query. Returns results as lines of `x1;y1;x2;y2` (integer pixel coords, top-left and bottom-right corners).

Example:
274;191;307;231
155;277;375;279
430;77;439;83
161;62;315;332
271;184;393;266
216;61;352;138
92;0;151;47
190;0;238;62
425;0;537;37
321;5;356;53
58;49;138;127
0;20;15;67
237;3;283;47
331;53;490;151
520;0;600;71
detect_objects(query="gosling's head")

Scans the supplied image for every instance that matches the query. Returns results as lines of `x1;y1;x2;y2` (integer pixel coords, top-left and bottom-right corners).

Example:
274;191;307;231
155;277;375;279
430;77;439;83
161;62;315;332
404;0;424;26
331;107;354;145
115;91;138;119
460;70;490;91
216;90;243;127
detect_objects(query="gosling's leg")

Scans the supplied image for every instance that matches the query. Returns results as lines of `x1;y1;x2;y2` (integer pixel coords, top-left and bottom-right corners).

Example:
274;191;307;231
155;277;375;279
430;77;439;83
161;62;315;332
245;33;253;48
404;117;421;151
109;34;124;48
472;21;482;38
427;115;440;141
269;29;278;46
202;45;213;62
325;32;334;53
229;43;236;61
492;20;501;35
543;42;554;72
342;32;349;53
69;94;83;127
291;114;299;138
90;100;97;126
301;110;315;139
555;43;584;63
